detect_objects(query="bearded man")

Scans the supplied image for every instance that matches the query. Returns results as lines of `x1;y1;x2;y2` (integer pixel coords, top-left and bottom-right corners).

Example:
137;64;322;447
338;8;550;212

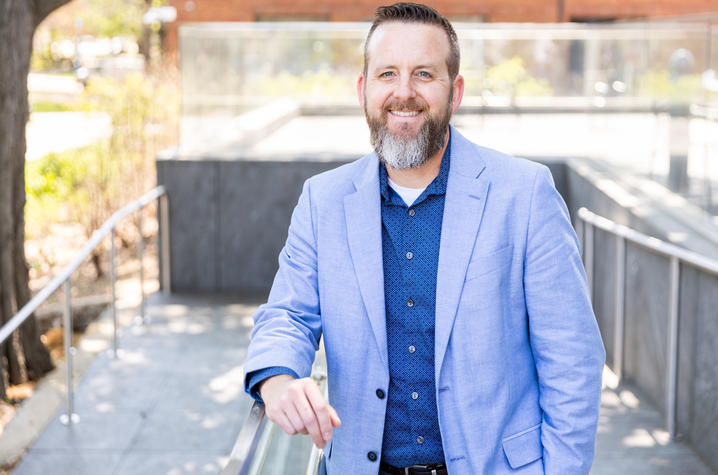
243;3;605;474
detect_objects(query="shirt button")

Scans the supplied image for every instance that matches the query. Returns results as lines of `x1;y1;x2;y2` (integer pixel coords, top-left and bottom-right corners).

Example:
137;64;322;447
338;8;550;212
376;389;385;399
408;345;416;353
407;299;414;307
367;451;378;461
408;209;416;216
417;436;424;444
411;391;419;400
406;251;413;260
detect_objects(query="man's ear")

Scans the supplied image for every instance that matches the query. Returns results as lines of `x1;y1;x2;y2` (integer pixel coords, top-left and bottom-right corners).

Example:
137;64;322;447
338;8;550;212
357;73;366;109
451;74;464;114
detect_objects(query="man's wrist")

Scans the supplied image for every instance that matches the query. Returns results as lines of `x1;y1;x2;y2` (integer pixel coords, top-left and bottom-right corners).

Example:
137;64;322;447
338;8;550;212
259;373;296;400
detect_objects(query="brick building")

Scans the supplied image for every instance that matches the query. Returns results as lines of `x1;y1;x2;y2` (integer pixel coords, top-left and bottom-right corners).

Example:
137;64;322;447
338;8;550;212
164;0;717;58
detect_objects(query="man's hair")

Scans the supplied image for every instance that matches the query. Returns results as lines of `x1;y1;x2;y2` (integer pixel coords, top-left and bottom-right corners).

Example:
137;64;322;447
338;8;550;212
363;2;460;80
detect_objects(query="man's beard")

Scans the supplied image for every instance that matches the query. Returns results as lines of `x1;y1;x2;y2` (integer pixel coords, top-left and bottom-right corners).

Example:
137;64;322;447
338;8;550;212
365;94;452;170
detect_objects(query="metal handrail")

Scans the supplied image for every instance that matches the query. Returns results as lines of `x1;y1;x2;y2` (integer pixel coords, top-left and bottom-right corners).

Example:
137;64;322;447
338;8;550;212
577;207;718;442
0;185;171;425
222;368;328;475
222;401;270;475
578;208;718;276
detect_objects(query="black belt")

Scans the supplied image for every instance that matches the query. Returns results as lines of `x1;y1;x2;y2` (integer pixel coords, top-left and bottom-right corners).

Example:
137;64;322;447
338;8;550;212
379;461;448;475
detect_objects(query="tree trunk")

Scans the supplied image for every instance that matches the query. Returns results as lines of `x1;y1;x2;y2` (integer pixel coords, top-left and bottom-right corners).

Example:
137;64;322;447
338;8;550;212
139;0;152;62
0;0;73;400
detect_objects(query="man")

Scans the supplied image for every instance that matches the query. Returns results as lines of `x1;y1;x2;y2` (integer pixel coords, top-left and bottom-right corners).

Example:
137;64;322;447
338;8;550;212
243;3;605;474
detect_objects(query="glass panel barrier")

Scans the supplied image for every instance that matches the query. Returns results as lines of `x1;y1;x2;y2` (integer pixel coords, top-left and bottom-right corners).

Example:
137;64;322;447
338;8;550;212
179;21;717;214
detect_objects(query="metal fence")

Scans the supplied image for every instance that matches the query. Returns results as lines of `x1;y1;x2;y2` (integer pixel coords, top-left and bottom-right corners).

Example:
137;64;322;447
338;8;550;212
578;206;718;440
0;186;170;425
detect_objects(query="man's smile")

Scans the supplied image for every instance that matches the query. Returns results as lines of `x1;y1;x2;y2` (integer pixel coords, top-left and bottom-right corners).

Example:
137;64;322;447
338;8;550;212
389;110;421;117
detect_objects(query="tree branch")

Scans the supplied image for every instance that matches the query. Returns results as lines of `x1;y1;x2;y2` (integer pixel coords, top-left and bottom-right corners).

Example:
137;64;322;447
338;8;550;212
33;0;73;28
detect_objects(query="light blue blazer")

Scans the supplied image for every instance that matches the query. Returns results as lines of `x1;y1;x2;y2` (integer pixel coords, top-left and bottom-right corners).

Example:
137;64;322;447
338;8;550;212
244;126;605;474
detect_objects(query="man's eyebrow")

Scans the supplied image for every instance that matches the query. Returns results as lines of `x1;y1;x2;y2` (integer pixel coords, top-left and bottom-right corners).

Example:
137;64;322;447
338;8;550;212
414;64;440;70
371;63;397;71
371;63;440;72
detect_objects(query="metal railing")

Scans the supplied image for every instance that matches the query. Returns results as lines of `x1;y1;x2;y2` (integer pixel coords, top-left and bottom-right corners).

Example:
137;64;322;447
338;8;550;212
577;207;718;440
0;186;171;425
222;366;328;475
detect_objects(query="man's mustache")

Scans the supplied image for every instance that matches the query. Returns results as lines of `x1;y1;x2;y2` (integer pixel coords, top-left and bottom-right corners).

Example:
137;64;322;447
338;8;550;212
382;99;428;112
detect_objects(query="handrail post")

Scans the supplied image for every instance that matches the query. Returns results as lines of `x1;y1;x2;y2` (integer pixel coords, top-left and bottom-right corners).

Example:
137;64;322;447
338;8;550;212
110;229;118;358
585;221;594;300
59;279;79;425
614;236;626;384
0;186;167;360
666;256;680;440
137;210;146;325
160;193;171;294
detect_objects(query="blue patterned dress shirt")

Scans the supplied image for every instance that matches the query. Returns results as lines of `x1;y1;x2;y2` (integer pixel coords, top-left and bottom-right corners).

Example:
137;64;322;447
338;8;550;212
378;139;449;466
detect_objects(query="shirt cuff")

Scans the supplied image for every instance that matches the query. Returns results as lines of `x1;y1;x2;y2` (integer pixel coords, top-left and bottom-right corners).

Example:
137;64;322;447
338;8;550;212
246;366;299;401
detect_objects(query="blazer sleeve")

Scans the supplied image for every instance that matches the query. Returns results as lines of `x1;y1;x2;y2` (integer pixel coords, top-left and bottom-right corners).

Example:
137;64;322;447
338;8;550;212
242;179;322;392
522;166;606;474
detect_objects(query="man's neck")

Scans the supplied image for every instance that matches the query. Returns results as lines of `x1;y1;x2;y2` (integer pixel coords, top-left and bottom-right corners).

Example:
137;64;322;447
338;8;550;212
385;129;450;189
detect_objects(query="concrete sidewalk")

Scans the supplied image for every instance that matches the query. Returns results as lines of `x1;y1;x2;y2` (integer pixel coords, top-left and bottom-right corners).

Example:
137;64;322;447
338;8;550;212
12;293;258;475
592;369;715;474
10;293;715;474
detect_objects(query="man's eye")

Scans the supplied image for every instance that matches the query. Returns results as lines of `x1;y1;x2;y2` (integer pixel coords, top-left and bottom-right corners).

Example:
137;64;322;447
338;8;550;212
380;71;395;78
417;71;432;79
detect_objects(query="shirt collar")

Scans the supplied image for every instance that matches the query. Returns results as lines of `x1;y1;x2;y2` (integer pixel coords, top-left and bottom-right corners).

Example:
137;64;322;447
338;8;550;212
379;131;452;204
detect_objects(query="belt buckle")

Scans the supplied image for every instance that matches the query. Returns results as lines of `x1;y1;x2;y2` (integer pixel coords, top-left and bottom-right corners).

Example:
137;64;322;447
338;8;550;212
405;464;438;475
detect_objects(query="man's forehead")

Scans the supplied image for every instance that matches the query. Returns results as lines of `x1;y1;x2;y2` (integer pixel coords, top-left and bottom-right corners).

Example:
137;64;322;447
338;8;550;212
367;21;449;52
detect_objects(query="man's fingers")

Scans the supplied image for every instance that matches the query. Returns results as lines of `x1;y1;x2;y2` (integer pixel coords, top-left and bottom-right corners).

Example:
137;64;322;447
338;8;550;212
269;409;297;436
283;403;307;436
304;381;334;441
261;376;337;446
329;405;342;427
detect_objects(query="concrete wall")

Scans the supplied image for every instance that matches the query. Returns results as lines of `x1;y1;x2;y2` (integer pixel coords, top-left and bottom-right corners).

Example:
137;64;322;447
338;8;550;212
157;158;350;292
677;267;718;467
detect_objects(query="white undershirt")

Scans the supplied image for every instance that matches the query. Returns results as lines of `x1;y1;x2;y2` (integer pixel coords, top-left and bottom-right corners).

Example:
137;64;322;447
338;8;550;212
388;178;426;207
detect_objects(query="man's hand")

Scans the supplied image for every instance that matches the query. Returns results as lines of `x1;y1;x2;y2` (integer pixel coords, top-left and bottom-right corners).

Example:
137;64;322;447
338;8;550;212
259;374;341;449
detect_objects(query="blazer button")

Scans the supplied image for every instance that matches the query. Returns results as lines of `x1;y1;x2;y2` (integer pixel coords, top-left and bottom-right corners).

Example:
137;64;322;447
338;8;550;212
367;451;378;462
376;389;385;399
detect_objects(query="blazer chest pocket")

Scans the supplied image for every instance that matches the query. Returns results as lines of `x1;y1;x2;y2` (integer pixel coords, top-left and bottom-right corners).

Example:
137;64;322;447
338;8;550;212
502;423;542;469
465;244;513;282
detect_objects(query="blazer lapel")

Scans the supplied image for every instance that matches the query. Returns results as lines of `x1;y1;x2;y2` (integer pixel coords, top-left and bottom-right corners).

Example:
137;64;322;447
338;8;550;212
435;127;490;381
344;154;388;372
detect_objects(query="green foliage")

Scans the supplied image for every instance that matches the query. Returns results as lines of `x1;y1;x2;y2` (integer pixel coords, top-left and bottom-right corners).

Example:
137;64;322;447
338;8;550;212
30;101;82;113
634;69;704;101
482;57;553;98
40;0;147;41
26;142;118;238
25;71;178;243
79;0;146;40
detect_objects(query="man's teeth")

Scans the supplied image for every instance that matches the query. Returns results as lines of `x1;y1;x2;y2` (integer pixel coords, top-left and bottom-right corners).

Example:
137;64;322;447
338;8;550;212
391;110;420;117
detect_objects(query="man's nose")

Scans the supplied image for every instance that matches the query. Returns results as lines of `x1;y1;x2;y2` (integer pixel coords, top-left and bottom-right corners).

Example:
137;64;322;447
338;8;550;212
392;75;417;102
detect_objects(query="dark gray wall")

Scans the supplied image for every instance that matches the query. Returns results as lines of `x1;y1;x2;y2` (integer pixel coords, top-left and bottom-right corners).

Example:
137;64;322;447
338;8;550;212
677;267;718;468
158;156;567;293
157;158;350;292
